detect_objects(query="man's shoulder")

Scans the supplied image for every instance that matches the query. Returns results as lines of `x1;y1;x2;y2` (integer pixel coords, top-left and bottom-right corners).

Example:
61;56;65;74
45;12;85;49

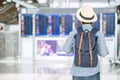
69;29;105;37
96;30;105;37
69;29;77;35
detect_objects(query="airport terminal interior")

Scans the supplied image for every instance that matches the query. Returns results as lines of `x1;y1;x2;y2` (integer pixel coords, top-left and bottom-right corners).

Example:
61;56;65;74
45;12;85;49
0;0;120;80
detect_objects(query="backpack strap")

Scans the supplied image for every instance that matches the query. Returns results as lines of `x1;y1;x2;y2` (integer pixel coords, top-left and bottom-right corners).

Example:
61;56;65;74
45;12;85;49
74;27;84;66
78;32;84;66
90;28;98;34
74;27;83;39
77;27;83;33
88;28;98;67
88;32;93;67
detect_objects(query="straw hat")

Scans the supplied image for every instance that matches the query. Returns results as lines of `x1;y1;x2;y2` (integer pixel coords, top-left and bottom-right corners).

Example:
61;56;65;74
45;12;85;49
76;5;97;22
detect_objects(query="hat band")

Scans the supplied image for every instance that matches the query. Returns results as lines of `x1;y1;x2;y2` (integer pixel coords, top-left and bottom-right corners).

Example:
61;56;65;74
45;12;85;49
79;12;94;20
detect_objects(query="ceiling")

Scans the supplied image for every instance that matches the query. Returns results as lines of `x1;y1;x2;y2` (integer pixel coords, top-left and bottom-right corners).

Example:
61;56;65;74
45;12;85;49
0;1;18;24
0;2;18;24
0;0;48;24
0;0;119;25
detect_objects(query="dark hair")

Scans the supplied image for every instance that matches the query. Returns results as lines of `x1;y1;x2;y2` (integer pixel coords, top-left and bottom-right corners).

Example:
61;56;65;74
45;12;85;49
81;22;93;24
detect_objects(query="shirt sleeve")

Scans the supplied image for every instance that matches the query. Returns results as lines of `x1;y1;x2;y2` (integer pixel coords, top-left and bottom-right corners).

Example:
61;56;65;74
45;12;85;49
96;31;109;57
63;31;75;54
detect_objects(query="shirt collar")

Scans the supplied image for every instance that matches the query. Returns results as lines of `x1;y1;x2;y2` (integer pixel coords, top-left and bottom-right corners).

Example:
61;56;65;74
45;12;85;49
82;24;93;31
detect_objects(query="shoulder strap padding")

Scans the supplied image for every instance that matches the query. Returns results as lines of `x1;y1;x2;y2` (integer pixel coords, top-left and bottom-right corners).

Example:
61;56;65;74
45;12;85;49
90;28;98;34
74;27;83;39
77;27;83;33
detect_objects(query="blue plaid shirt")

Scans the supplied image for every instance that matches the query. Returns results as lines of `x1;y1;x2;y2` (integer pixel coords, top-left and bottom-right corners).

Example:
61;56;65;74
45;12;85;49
63;24;109;76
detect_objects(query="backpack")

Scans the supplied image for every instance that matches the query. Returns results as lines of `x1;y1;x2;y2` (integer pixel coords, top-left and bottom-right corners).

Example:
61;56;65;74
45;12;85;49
74;27;98;67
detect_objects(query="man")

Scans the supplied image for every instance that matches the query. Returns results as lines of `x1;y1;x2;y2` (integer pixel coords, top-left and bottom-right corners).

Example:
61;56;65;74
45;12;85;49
63;5;109;80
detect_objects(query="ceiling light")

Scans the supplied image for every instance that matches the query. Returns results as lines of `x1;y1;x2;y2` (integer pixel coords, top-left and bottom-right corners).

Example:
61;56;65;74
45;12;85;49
3;1;7;5
83;2;109;8
7;0;11;2
27;0;33;3
15;3;19;8
37;0;47;3
20;8;27;14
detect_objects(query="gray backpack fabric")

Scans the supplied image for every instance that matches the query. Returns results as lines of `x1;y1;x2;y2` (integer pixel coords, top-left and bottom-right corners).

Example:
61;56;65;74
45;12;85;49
74;27;98;67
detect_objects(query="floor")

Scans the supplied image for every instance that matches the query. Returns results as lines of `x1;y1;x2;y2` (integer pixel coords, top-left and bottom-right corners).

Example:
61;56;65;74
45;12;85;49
0;57;120;80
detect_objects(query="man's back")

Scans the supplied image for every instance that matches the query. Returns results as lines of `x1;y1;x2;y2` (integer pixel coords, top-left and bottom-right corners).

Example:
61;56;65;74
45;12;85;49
63;24;109;76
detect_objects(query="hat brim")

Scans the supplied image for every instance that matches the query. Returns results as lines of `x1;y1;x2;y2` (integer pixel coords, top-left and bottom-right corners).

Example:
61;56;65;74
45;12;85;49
76;8;97;23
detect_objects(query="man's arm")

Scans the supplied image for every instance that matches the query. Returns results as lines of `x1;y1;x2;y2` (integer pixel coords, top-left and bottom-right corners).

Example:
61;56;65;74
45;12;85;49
96;31;109;57
63;31;76;54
